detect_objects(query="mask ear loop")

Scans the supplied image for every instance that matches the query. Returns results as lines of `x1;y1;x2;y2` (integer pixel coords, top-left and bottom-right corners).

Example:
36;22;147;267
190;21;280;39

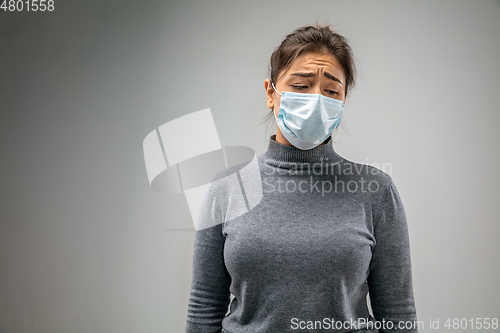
271;81;282;96
270;81;281;123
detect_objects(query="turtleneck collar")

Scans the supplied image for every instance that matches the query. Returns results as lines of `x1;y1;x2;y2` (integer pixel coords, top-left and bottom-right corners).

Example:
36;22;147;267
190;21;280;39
261;134;344;167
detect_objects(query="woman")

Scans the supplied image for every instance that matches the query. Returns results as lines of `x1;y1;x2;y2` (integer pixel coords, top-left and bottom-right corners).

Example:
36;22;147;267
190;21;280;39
185;25;418;333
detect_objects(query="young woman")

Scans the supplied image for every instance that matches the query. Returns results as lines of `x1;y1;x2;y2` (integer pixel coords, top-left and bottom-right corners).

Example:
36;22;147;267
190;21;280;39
185;24;418;333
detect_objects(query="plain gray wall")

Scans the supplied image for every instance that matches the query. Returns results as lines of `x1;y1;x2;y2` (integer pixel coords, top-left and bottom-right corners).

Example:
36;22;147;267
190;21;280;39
1;0;499;332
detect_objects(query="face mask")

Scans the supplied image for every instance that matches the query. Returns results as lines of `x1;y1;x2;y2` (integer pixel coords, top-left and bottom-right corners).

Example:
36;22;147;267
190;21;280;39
272;82;344;150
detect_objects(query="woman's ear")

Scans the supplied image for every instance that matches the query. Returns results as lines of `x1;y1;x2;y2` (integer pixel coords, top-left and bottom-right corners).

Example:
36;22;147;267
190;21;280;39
264;79;275;110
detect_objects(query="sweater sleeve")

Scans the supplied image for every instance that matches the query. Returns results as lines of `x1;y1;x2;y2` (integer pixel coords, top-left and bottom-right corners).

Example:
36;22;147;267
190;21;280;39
185;176;231;333
368;181;419;332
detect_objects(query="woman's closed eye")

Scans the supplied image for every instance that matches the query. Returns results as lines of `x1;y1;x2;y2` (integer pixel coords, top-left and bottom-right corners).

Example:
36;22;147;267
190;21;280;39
290;85;339;95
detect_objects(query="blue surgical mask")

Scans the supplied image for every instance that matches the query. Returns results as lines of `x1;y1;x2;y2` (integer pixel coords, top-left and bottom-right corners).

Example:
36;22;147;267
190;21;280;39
272;82;344;150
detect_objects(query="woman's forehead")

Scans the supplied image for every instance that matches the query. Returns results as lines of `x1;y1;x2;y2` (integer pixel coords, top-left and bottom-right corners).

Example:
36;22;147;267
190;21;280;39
285;52;345;81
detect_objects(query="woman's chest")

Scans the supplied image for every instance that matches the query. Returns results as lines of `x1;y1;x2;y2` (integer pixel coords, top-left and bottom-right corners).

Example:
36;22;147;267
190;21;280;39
222;198;375;281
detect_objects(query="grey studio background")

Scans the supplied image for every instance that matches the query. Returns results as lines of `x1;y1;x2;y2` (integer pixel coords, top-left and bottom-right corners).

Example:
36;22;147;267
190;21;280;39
1;0;499;332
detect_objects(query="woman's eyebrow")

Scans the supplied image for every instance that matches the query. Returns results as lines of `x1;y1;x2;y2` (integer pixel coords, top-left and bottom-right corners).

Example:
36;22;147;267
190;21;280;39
290;71;343;85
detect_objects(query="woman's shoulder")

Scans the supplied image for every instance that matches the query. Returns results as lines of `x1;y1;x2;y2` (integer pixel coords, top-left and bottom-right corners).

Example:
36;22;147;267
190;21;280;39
335;156;395;194
205;156;263;208
339;156;392;179
209;155;260;187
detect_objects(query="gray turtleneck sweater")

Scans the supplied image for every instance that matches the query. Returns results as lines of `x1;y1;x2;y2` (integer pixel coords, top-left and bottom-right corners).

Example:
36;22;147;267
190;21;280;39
185;135;418;333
